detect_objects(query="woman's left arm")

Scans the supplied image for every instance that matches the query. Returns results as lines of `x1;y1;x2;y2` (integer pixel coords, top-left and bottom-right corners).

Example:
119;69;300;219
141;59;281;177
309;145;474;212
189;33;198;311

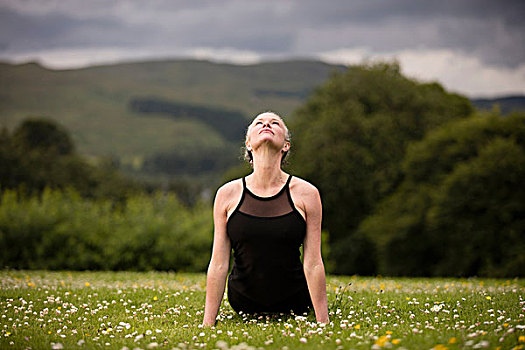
302;184;330;323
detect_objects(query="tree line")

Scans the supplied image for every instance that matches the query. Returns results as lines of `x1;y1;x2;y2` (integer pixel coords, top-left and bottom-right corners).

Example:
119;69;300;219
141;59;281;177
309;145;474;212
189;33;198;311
289;63;524;277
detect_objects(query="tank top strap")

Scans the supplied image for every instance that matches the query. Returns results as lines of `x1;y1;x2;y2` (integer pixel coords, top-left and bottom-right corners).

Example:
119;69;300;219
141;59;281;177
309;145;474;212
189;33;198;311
285;174;293;188
229;178;247;220
284;174;293;198
285;175;298;210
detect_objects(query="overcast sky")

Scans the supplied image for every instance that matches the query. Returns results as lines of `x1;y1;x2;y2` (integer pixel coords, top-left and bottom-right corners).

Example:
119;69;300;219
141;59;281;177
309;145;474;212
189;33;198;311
1;0;524;97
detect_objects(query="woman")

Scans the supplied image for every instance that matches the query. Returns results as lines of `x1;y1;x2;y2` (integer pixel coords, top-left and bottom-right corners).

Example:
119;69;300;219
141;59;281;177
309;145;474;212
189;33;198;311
202;111;329;325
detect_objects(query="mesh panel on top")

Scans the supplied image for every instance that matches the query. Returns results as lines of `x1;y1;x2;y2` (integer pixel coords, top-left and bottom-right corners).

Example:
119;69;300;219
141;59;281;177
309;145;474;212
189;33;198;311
239;184;293;218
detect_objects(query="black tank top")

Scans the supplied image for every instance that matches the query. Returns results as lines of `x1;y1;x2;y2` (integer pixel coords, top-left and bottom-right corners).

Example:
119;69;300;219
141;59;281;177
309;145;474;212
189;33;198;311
226;175;309;309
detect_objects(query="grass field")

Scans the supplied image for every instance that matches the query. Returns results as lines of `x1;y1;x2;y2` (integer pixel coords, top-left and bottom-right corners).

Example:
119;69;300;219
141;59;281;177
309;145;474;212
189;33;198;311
0;270;523;349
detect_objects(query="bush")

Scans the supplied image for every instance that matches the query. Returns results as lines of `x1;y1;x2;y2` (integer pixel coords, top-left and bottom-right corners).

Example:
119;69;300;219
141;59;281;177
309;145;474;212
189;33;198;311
0;188;212;271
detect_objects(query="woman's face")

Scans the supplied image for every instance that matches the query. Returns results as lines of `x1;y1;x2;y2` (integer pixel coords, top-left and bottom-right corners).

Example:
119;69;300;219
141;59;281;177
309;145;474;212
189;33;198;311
246;112;289;154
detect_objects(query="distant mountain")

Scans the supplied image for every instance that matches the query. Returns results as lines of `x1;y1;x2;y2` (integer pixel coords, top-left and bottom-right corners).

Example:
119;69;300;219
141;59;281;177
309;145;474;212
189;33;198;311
0;59;345;181
471;95;525;115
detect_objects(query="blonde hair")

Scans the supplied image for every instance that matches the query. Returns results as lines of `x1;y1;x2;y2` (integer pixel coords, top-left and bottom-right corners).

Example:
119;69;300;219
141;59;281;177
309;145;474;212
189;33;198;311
243;112;291;166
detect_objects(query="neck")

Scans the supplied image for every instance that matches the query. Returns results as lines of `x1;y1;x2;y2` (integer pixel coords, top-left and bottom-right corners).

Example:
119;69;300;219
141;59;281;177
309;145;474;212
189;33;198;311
250;147;286;188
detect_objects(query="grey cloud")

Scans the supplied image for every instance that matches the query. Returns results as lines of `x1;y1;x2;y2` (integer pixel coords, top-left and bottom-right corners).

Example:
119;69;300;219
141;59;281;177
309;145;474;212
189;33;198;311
0;7;140;51
0;8;79;51
288;0;525;66
289;0;524;26
0;2;294;53
1;0;523;67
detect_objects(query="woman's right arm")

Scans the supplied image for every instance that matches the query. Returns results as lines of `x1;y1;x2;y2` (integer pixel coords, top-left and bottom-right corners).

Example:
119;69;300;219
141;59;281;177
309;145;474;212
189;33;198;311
202;185;232;326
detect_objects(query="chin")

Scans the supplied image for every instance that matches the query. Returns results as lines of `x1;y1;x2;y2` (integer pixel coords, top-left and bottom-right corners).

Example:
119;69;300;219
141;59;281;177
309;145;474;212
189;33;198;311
257;134;276;143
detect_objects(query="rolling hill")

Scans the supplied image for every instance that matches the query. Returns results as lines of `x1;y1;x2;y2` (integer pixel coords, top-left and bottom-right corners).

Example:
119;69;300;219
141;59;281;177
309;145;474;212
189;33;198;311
0;59;345;178
471;95;525;115
1;59;523;184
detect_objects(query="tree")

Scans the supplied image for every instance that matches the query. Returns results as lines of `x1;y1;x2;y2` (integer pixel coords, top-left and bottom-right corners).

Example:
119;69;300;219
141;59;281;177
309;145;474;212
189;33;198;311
1;117;140;200
359;113;525;277
13;118;74;155
289;63;473;275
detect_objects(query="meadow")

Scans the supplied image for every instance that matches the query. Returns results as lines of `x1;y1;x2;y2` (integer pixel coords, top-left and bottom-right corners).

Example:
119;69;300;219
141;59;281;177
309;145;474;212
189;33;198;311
0;270;523;349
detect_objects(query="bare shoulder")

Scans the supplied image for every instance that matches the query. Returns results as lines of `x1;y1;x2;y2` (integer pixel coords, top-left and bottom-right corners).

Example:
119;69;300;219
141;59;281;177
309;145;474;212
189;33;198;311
215;178;243;214
290;175;320;199
289;176;321;220
216;178;242;199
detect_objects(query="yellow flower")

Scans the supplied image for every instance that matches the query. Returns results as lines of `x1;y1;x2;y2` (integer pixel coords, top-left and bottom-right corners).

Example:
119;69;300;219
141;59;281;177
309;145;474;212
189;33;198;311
432;345;448;350
486;296;492;300
519;336;525;343
504;323;509;327
448;337;457;344
85;282;90;287
386;331;393;335
153;296;158;301
375;335;389;347
392;339;401;345
354;324;361;329
406;297;410;300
